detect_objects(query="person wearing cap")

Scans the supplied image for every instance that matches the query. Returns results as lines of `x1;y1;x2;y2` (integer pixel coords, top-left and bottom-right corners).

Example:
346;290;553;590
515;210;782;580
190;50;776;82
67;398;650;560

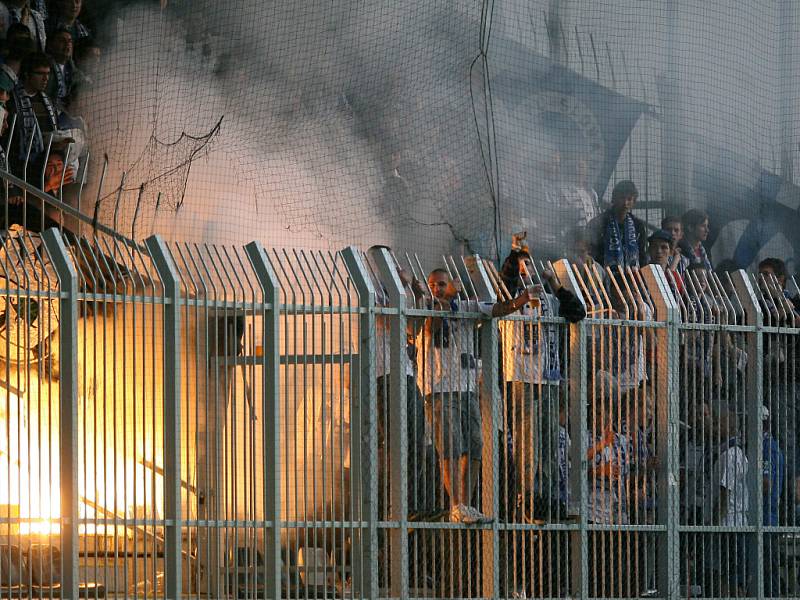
647;228;684;295
587;180;648;268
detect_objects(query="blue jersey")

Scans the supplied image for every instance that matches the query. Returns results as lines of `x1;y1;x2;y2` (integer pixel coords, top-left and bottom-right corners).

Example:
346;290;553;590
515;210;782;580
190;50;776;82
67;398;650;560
763;433;784;526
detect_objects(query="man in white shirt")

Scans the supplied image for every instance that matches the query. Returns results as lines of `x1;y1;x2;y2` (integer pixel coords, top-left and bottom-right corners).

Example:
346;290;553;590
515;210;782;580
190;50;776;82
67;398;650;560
498;248;585;522
418;268;535;524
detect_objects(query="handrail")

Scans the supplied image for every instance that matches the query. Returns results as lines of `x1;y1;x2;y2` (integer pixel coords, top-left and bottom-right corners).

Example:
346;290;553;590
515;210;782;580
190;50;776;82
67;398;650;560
0;166;145;252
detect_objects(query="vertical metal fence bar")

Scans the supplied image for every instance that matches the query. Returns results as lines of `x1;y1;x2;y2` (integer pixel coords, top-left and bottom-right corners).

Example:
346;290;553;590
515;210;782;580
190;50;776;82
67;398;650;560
640;264;681;600
42;228;79;600
477;261;500;600
731;269;764;599
341;246;379;600
371;248;410;598
245;241;283;600
559;260;590;600
145;235;183;599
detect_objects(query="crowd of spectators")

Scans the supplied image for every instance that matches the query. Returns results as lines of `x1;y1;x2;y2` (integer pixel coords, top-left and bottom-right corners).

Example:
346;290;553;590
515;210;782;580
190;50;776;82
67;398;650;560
367;176;800;598
0;5;792;594
0;0;97;232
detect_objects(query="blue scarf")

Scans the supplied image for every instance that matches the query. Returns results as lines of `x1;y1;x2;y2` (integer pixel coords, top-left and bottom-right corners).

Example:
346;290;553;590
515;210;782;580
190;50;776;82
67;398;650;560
432;299;458;348
604;213;639;267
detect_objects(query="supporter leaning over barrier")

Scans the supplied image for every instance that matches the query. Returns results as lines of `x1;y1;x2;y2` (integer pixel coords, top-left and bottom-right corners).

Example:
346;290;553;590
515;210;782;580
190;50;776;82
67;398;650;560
647;228;684;295
2;147;75;231
418;267;536;524
679;209;713;271
758;256;800;314
587;179;648;268
497;247;585;523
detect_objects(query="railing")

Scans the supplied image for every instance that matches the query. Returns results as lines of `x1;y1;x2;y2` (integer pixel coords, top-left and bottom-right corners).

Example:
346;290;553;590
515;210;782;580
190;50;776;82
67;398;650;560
0;229;797;599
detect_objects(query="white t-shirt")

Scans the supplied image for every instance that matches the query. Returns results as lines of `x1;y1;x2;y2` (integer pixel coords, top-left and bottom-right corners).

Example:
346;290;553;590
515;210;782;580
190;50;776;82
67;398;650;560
561;185;600;229
500;293;562;385
714;444;749;527
416;299;493;395
375;321;414;379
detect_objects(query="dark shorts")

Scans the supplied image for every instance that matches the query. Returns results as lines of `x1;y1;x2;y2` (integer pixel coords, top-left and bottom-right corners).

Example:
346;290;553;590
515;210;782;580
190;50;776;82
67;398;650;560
427;391;483;460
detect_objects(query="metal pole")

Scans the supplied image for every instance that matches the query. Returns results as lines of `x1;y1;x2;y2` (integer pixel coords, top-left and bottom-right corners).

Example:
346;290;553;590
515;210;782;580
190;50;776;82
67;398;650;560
555;260;590;599
145;235;183;599
42;228;79;600
370;248;410;598
640;264;681;600
731;269;764;598
341;246;379;600
474;257;499;599
245;241;283;600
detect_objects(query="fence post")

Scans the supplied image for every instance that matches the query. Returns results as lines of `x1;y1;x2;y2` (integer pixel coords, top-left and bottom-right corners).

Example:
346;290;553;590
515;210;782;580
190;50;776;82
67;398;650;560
640;264;681;600
474;257;499;599
341;246;379;600
731;269;764;598
42;228;79;600
245;241;283;600
145;235;183;599
370;248;410;597
554;260;590;599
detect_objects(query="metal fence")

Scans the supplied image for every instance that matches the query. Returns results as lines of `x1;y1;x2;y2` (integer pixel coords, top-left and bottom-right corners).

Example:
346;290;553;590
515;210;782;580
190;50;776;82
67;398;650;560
0;224;798;599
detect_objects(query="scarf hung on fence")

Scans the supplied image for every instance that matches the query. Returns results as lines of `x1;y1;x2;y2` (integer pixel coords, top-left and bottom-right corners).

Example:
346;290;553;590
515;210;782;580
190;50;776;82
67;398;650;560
521;291;562;381
604;213;639;268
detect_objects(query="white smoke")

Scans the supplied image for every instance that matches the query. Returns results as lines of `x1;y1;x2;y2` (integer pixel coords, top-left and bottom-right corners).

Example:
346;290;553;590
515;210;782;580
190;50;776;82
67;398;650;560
74;0;494;262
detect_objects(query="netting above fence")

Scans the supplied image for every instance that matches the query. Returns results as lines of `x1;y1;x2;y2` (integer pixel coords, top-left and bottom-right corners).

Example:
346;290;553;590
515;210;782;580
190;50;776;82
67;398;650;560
38;0;790;273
